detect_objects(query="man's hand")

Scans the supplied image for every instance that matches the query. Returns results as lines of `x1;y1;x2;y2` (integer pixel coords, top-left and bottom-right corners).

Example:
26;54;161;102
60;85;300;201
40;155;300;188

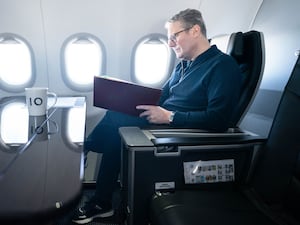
136;105;172;124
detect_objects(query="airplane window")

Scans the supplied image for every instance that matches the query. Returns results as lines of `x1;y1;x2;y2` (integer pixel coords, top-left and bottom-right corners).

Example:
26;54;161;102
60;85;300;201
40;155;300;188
0;34;34;92
0;102;28;145
61;33;105;91
132;34;175;87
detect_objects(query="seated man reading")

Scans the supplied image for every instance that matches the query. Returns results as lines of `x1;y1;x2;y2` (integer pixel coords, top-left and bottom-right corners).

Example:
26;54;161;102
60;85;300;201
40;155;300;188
72;8;242;224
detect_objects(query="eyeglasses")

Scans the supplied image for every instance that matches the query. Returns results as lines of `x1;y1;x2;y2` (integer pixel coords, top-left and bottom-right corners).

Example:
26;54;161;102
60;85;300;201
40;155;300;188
168;27;193;43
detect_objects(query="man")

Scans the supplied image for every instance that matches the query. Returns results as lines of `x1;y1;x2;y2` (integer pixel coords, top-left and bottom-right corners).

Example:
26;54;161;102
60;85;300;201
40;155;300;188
72;8;241;224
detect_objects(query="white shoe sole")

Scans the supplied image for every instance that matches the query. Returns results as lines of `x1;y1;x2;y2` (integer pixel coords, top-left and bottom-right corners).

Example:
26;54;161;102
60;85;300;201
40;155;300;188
72;209;114;224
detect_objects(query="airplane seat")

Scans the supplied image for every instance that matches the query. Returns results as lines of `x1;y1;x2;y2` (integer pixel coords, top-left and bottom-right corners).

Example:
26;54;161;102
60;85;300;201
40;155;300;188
284;152;300;222
226;30;265;128
148;52;300;225
120;31;264;224
226;31;244;60
118;31;265;225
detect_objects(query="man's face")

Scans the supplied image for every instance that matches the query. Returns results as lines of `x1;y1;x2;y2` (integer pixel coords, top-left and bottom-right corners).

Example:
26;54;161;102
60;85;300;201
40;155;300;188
166;21;194;60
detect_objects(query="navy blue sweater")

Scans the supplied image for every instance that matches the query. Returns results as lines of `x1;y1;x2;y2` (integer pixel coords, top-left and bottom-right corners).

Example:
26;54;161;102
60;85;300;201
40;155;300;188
159;45;241;131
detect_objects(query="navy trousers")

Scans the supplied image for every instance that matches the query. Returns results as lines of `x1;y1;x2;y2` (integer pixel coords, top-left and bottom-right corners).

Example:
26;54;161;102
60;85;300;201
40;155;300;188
84;110;150;207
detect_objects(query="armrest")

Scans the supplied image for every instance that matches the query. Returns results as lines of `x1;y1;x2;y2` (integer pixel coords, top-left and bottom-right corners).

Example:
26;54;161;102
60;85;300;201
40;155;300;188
119;126;266;148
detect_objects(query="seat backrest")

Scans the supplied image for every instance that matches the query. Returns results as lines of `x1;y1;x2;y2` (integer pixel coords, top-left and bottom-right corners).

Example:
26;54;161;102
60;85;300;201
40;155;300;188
226;31;265;128
251;53;300;220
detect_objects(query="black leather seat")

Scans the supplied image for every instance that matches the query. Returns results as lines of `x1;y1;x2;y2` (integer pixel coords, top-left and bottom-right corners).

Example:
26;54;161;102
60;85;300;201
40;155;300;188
149;53;300;225
226;31;264;127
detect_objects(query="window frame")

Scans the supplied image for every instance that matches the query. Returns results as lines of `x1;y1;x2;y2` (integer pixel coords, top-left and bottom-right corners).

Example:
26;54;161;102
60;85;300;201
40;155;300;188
0;33;35;93
0;97;28;151
60;33;106;92
131;33;175;88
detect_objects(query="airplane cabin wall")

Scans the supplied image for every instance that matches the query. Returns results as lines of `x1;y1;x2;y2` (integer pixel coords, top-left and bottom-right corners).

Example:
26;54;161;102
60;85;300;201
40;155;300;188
0;0;299;137
199;0;263;37
0;0;200;135
0;0;49;91
240;0;300;136
41;0;201;133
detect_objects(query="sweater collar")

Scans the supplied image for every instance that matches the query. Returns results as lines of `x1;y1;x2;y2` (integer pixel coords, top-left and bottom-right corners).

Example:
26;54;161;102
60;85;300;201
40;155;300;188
192;45;220;65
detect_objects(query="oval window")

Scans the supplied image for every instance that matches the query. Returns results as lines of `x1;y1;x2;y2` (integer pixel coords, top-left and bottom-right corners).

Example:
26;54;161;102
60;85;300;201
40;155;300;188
132;34;175;87
0;33;34;92
61;33;106;91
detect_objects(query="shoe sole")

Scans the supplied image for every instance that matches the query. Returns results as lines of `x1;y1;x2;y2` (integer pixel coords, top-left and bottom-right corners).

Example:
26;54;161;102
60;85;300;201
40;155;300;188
72;209;114;224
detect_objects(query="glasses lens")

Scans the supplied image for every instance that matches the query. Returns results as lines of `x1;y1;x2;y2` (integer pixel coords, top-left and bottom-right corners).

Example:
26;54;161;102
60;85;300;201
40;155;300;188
169;27;191;43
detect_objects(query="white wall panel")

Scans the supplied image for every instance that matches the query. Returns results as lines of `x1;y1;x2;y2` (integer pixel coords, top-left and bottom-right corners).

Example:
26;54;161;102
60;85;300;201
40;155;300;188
251;0;300;91
199;0;263;37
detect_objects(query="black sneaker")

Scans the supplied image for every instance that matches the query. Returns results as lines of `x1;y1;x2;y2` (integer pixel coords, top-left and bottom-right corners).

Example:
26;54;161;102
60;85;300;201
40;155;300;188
72;201;114;224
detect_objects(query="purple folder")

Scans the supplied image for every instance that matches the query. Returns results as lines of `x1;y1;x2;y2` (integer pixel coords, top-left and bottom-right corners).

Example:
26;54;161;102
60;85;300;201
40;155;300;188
93;76;162;116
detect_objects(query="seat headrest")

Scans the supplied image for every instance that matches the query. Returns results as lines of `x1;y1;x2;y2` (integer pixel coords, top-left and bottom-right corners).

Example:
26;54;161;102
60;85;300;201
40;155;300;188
226;32;244;61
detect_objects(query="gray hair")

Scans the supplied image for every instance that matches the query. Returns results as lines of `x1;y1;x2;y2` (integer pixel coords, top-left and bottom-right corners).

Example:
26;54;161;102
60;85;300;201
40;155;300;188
168;9;207;38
